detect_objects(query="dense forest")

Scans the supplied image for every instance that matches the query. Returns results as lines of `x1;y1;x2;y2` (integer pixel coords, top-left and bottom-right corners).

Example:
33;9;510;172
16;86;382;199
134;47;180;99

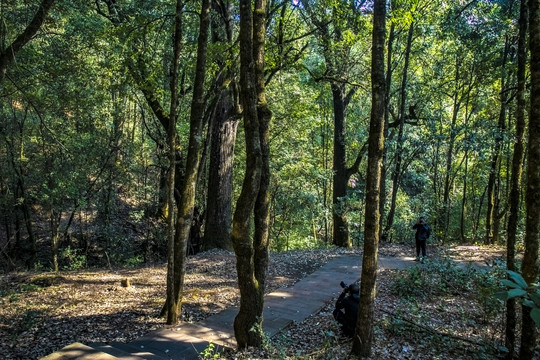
1;0;539;358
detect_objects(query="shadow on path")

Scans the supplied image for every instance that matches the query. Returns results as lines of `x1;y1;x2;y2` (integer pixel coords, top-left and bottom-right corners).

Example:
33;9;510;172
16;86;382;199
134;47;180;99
41;254;413;360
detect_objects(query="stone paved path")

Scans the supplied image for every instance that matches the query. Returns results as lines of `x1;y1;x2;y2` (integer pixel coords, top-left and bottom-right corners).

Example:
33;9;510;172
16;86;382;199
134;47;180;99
41;254;413;360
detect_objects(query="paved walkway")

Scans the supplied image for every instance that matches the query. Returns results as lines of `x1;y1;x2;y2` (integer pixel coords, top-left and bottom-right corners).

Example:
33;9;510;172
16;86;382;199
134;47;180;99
42;254;412;360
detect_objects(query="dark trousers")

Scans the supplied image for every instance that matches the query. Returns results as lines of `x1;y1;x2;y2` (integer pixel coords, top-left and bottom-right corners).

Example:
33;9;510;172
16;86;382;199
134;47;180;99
416;239;426;257
333;309;355;336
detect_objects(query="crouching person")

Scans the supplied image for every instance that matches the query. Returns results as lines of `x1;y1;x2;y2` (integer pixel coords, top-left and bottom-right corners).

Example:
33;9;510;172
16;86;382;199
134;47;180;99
332;282;359;337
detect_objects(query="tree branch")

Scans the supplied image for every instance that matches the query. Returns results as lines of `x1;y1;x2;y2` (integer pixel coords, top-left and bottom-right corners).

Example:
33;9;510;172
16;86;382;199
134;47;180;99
0;0;55;83
346;141;368;178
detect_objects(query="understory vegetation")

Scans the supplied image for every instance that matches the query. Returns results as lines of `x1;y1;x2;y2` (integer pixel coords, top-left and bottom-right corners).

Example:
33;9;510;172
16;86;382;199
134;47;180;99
252;250;510;360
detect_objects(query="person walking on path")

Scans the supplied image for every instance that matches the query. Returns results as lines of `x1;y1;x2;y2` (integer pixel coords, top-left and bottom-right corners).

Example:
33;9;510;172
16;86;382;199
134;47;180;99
413;217;430;262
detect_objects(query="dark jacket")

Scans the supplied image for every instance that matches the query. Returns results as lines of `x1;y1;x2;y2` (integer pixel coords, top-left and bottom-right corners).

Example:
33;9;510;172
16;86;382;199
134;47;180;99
333;292;359;336
413;223;431;241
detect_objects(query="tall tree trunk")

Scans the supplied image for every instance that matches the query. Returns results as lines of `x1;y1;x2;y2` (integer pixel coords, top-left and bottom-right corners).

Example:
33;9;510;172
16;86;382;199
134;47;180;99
203;91;238;250
165;0;211;325
299;1;354;248
253;0;272;335
505;0;527;356
486;38;509;245
520;0;540;357
165;0;184;325
442;60;461;243
351;0;385;356
379;22;395;240
385;24;414;235
204;0;239;251
460;72;475;243
232;0;269;348
460;150;469;243
331;83;351;247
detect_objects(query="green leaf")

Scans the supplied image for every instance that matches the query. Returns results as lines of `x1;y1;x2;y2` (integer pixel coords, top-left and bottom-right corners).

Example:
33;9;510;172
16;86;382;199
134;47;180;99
531;308;540;328
501;279;522;289
493;290;508;301
529;293;540;307
507;288;527;299
507;270;528;290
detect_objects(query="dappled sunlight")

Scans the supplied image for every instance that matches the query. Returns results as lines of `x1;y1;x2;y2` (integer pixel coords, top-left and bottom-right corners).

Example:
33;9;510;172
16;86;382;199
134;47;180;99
1;248;340;358
266;290;294;299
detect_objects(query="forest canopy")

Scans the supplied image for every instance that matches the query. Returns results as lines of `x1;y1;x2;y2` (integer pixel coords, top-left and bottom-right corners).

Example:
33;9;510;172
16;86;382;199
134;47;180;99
1;0;540;358
0;0;529;270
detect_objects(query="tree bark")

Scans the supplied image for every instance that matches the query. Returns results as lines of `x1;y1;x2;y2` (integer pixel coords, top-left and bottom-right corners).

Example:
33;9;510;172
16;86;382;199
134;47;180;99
232;0;270;348
379;21;395;240
505;0;527;356
253;0;272;334
204;91;238;251
165;0;211;325
520;0;540;358
165;0;184;325
204;0;239;251
331;83;351;247
351;0;385;356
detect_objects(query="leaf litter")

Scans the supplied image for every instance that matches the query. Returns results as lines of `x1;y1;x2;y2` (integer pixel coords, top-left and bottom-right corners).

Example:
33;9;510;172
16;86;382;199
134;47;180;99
1;244;537;359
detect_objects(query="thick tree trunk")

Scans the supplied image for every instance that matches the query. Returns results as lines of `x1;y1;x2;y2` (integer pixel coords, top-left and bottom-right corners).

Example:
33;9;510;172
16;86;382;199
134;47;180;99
331;83;351;247
232;0;269;348
203;92;238;250
253;0;271;302
505;0;527;356
203;0;238;251
520;0;540;358
351;0;385;356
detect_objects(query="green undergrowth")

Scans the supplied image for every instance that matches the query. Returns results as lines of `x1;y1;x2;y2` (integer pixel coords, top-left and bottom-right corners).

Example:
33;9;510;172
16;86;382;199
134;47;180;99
387;256;506;359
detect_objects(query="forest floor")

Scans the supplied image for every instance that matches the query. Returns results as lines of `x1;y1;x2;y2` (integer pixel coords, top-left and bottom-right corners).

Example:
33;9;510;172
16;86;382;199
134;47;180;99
1;243;534;360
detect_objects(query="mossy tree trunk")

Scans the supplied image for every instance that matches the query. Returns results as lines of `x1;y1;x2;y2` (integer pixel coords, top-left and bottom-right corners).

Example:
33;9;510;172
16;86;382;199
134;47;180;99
232;0;271;348
165;0;211;325
164;0;184;325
